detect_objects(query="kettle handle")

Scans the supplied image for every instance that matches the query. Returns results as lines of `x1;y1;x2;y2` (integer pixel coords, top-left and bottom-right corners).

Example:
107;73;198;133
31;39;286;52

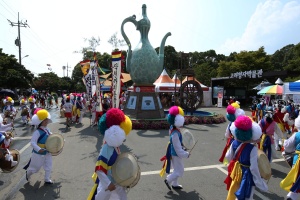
121;15;137;72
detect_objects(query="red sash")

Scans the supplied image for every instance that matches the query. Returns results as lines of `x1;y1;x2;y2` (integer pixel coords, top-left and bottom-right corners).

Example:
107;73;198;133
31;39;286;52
224;143;247;190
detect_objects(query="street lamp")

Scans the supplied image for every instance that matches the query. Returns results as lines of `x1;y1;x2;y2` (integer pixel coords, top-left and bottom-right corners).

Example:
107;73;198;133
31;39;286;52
21;55;29;60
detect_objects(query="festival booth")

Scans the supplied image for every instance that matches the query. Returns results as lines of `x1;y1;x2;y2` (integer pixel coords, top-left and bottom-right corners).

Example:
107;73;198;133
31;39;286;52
283;82;300;104
153;69;179;92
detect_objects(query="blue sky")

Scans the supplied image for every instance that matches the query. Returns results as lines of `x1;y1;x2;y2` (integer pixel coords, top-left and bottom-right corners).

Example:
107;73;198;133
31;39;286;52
0;0;299;77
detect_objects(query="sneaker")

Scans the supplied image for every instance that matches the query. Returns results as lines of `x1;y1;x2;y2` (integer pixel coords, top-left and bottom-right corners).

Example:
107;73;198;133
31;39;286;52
45;180;54;185
172;185;183;190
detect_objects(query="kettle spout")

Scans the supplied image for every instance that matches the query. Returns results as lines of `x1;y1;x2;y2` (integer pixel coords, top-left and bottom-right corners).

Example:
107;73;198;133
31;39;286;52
158;32;171;69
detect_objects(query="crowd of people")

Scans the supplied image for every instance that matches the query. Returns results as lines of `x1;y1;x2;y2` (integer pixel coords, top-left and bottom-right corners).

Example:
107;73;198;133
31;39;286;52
3;90;300;199
223;97;300;200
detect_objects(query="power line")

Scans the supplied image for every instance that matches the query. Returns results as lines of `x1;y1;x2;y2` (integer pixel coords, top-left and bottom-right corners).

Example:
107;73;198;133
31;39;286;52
7;12;29;66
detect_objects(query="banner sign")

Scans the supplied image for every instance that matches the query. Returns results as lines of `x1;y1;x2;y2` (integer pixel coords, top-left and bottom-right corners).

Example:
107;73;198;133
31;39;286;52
111;51;122;108
230;69;263;79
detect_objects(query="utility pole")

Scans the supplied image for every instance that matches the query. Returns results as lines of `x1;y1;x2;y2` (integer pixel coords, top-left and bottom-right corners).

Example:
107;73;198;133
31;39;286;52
67;63;69;78
7;12;29;66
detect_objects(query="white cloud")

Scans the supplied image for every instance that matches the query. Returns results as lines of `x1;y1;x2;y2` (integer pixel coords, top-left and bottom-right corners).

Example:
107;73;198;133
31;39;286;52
217;0;300;55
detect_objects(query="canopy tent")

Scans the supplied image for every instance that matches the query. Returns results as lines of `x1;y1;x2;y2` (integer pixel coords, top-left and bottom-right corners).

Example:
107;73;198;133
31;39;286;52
172;75;181;85
153;69;179;92
284;82;300;94
182;76;209;91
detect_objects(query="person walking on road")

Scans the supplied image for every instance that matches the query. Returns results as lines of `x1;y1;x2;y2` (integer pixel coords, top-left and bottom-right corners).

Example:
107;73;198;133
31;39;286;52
23;109;54;185
160;106;190;190
87;108;133;200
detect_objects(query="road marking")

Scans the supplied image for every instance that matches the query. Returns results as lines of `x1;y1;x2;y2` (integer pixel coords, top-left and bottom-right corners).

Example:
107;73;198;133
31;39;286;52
19;142;31;154
141;158;285;176
13;136;31;140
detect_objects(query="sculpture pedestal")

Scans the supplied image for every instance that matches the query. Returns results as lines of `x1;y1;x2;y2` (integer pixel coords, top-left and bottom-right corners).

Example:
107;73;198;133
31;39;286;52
124;86;165;119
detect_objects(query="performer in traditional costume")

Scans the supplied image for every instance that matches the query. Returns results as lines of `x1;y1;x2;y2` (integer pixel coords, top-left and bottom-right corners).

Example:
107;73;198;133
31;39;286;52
62;96;72;129
87;108;132;200
258;107;284;162
256;98;267;122
2;96;17;123
273;102;288;150
250;99;258;122
24;109;54;184
280;115;300;200
91;96;99;127
28;96;37;119
75;95;85;124
0;131;17;167
0;116;14;149
18;99;30;125
219;102;245;165
160;106;190;190
282;102;297;136
70;93;77;123
224;115;268;200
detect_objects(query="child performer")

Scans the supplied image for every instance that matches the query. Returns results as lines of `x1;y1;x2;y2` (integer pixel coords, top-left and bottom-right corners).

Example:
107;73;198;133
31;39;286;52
219;102;245;165
23;109;54;184
18;99;30;125
224;115;268;200
280;115;300;200
87;108;132;200
160;106;190;190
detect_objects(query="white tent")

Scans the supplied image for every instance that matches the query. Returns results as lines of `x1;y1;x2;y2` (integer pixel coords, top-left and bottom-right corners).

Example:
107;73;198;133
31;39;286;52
154;69;179;92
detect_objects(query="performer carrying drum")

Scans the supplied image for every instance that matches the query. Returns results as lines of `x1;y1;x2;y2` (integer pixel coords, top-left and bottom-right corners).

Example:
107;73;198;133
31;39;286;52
2;96;17;123
160;106;190;191
23;109;55;184
280;115;300;200
87;108;133;200
224;115;268;200
18;99;30;125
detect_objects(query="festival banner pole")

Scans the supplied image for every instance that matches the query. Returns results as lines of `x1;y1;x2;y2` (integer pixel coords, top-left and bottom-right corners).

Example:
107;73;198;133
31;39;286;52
111;51;122;108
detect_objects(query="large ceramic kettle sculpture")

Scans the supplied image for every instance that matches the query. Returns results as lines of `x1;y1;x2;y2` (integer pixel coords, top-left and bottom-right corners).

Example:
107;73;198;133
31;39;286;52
121;4;171;86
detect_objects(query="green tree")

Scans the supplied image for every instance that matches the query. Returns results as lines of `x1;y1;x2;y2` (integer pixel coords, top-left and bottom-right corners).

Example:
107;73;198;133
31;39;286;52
32;72;60;92
0;48;33;89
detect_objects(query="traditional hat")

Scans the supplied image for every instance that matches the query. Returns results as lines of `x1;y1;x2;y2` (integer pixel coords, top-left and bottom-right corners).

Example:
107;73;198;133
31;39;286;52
20;99;27;104
31;109;52;126
167;106;185;127
3;96;14;104
28;96;36;103
230;115;262;142
226;102;245;122
98;108;132;147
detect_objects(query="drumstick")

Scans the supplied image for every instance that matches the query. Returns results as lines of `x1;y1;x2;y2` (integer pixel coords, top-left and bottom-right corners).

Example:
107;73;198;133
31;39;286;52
189;139;199;154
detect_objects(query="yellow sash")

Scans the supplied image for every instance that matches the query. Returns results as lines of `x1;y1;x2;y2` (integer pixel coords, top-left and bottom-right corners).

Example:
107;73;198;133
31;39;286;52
280;151;300;191
226;161;243;200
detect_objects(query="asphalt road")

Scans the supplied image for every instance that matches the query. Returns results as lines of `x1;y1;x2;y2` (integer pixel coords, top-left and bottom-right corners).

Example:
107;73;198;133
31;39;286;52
0;106;291;200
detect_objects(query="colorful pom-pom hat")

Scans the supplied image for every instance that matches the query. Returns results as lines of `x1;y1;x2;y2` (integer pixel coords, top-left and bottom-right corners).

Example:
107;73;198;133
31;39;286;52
3;96;14;104
98;108;132;147
20;99;27;104
28;96;36;103
31;109;52;126
226;102;245;122
230;115;262;142
167;106;185;127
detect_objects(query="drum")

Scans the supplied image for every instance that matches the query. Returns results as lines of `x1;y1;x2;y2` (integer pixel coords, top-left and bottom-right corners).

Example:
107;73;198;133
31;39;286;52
111;152;140;188
4;110;11;118
0;149;20;173
282;151;294;168
60;109;65;118
21;108;29;116
181;128;195;150
257;149;272;180
45;133;64;156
